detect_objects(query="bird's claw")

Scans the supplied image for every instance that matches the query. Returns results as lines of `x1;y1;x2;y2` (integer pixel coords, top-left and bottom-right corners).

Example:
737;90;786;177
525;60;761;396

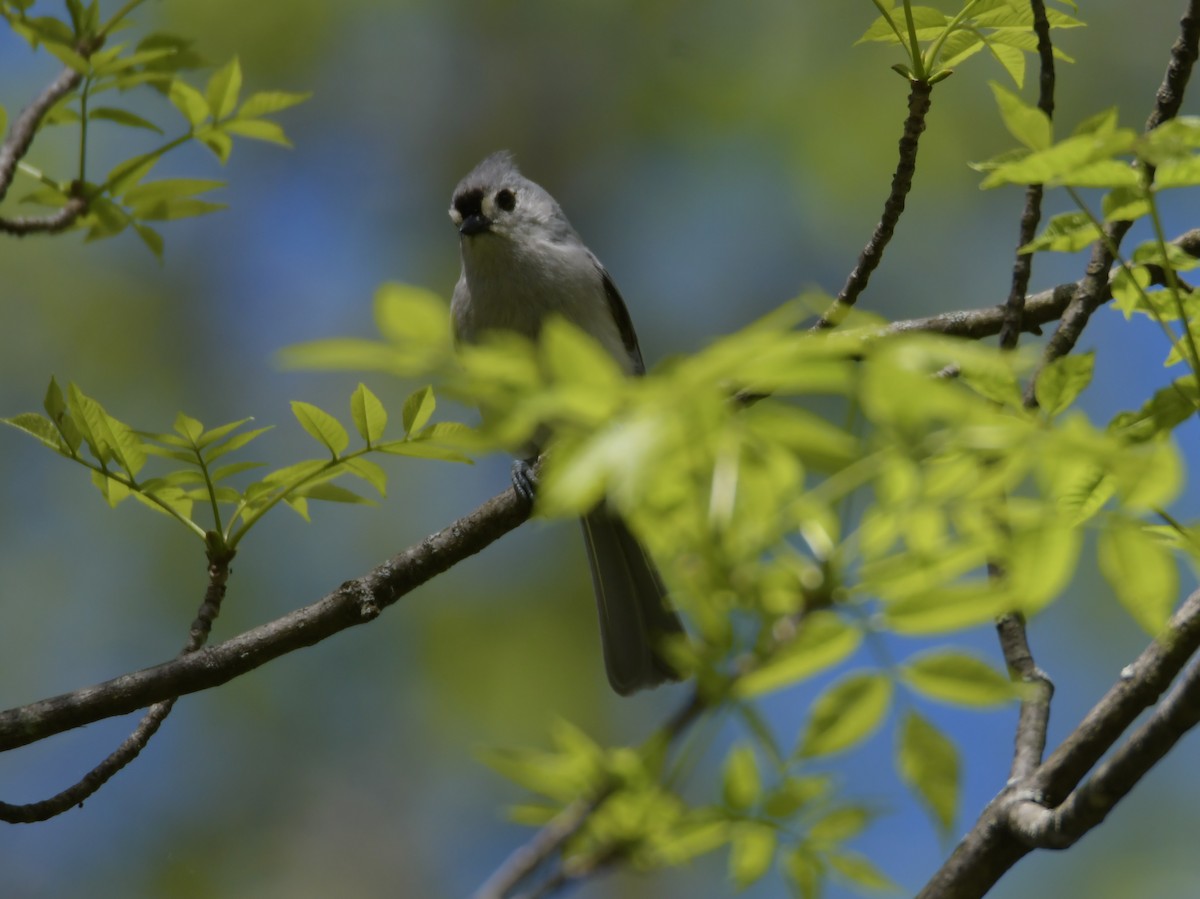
511;458;538;505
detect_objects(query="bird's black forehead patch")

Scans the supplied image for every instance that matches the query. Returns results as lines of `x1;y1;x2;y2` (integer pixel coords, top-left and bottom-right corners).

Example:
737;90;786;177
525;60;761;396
453;187;484;219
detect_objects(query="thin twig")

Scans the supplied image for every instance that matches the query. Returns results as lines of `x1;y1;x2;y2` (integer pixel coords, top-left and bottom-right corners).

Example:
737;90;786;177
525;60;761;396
818;78;934;328
1024;0;1200;405
995;613;1053;781
0;67;83;204
0;486;532;751
998;0;1056;350
0;549;234;823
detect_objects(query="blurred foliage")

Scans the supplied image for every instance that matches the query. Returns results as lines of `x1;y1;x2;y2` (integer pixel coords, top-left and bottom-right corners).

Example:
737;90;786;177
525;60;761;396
2;1;1200;898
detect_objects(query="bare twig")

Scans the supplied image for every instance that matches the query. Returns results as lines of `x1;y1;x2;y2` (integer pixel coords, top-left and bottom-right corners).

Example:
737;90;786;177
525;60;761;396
0;486;531;752
995;613;1053;782
0;194;87;235
473;791;613;899
0;548;234;823
0;67;83;204
1025;0;1200;404
998;0;1056;350
818;79;934;328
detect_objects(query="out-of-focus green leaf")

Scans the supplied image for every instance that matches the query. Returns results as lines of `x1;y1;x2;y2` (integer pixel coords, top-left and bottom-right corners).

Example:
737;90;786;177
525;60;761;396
783;844;824;899
734;611;861;698
1109;377;1198;442
808;806;872;844
797;672;892;758
205;56;242;119
168;78;210;126
87;106;163;133
222;118;290;145
896;711;959;835
900;650;1018;706
721;744;760;812
728;821;776;891
1035;351;1094;416
1098;516;1178;634
827;850;898;892
237;90;312;118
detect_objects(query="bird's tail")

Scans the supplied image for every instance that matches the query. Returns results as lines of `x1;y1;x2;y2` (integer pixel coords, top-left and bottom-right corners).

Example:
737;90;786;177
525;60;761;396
580;505;684;695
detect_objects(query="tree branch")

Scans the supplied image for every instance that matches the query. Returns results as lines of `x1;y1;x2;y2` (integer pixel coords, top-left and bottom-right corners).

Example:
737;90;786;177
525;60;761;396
918;589;1200;899
0;548;234;822
998;0;1056;350
0;66;82;205
0;486;531;752
995;613;1053;782
1025;0;1200;403
819;78;934;327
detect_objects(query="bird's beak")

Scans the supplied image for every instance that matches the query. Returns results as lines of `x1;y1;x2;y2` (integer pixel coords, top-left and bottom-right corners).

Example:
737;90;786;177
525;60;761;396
459;213;491;236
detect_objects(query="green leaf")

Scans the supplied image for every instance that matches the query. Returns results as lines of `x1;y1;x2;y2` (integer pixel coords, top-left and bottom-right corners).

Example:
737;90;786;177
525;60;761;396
90;469;131;507
44;40;90;73
763;775;829;819
237;90;312;118
341;456;387;496
826;850;898;892
197;128;233;163
209;460;265;482
721;744;760;812
797;672;893;758
401;385;436;435
67;384;145;475
291;401;349;456
167;78;210;126
808;806;872;844
122;178;223;207
1020;211;1102;253
132;197;227;221
2;413;66;452
205;56;242;120
295;482;373;505
900;650;1017;706
1109;377;1199;442
87;106;163;133
734;611;862;698
222;118;290;146
374;439;473;463
204;426;272;462
173;412;205;443
728;821;776;890
990;81;1051;150
896;711;959;835
350;383;388;444
783;845;824;899
0;105;7;140
1098;516;1178;634
1034;350;1094;416
105;152;161;195
133;223;163;259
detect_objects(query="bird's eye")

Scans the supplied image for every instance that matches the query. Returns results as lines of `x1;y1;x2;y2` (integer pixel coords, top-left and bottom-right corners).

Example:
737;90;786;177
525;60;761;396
495;188;516;212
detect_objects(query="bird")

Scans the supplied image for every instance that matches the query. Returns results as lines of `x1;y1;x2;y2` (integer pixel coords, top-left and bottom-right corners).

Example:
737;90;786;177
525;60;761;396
448;150;684;694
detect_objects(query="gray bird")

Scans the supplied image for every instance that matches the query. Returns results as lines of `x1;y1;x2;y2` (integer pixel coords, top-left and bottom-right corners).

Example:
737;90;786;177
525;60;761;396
449;151;684;695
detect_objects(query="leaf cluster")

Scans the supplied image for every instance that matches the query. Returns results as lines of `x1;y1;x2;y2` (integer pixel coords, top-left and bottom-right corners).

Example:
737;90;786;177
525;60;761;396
1;1;309;255
3;378;472;554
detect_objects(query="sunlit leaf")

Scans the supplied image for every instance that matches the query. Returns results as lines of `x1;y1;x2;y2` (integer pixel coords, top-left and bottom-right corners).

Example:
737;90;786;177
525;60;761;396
291;401;349;456
797;672;892;758
900;650;1018;706
896;711;958;835
1098;516;1178;634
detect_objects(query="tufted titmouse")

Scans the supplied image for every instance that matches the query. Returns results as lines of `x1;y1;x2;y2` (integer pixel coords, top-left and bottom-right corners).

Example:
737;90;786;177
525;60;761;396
448;151;684;695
